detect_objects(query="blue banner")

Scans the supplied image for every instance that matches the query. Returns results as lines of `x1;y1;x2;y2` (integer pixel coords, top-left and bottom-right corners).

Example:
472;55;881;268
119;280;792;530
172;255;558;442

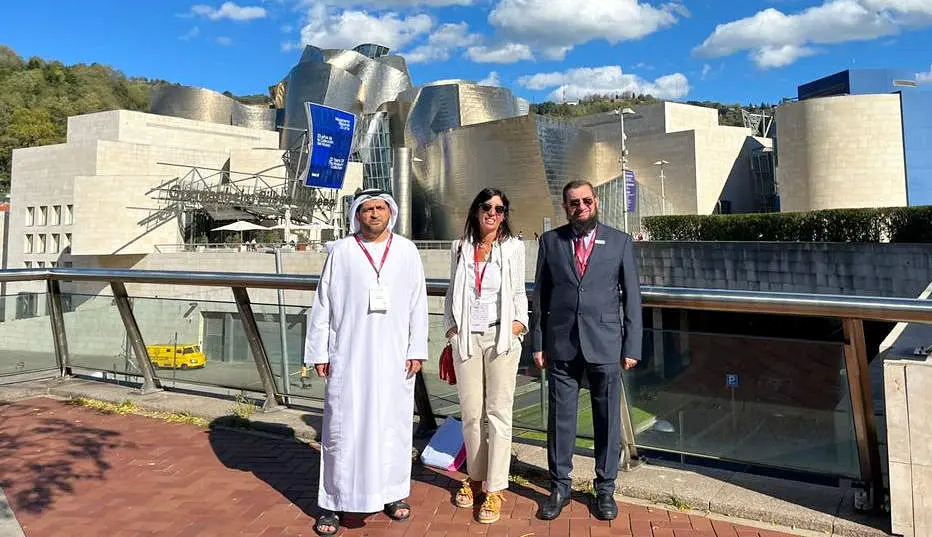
300;102;356;189
624;169;637;212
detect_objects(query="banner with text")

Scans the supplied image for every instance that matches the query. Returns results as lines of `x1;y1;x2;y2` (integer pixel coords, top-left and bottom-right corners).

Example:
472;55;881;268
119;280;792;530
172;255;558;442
299;102;356;190
624;169;637;212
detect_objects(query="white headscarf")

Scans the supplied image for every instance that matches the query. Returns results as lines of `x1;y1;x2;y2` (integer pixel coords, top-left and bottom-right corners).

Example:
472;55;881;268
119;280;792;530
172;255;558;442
348;189;399;234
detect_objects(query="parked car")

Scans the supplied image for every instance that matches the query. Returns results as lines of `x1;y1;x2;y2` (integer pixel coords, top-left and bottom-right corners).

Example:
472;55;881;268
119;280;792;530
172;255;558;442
146;344;207;369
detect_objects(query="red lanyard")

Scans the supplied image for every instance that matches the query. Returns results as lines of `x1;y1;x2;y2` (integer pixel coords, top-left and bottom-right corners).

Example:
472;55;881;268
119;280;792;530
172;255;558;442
575;228;597;271
354;233;393;282
473;244;490;297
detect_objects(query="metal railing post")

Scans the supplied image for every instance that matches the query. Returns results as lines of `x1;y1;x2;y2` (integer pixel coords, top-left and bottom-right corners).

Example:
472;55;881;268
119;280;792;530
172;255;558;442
110;281;162;394
46;279;71;377
620;371;642;471
842;318;884;512
232;286;285;412
413;370;437;437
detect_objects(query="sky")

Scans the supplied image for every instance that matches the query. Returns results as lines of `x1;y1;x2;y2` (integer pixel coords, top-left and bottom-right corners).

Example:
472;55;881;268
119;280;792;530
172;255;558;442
1;0;931;105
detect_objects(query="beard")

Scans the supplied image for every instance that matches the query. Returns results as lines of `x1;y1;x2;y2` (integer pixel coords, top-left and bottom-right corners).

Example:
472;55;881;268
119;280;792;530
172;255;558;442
570;208;599;235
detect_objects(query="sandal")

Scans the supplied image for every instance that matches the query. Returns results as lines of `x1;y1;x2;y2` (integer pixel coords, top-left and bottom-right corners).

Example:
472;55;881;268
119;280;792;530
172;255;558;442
477;492;504;524
314;511;340;536
454;478;482;509
383;500;411;521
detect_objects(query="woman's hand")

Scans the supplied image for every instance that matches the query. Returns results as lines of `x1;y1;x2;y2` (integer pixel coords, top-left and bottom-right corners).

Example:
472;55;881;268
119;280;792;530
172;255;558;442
512;321;525;337
445;326;458;339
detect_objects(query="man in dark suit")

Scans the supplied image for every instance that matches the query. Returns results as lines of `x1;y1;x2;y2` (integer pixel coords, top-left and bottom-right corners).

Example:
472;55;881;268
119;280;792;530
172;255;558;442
531;179;643;521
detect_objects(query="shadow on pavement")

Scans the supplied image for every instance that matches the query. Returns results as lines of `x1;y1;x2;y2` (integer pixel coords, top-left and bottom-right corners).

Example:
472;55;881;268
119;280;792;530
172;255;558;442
0;401;131;516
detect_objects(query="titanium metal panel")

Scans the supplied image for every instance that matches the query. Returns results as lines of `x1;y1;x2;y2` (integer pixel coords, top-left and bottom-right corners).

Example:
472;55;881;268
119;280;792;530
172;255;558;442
282;62;362;149
536;115;599;217
414;115;555;239
232;103;276;131
299;45;326;65
150;85;234;125
323;49;412;114
457;85;521;126
378;55;408;75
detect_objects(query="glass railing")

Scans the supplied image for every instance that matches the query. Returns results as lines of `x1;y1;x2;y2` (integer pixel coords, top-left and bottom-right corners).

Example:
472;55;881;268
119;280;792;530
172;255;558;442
0;293;58;376
2;267;930;513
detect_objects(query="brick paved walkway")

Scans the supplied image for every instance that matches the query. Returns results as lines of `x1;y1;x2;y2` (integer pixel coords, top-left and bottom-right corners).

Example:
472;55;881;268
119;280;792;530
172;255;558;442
0;398;799;537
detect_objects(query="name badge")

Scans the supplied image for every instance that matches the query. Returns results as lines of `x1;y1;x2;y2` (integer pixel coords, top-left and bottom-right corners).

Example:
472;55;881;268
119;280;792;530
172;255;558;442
470;300;490;333
595;239;606;245
369;286;388;313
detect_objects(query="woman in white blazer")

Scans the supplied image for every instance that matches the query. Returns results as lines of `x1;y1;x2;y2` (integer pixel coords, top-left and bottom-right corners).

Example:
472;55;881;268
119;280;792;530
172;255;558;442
443;188;528;524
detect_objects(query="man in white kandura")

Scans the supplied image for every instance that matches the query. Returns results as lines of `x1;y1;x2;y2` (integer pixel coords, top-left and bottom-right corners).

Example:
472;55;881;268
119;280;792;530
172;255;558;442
304;189;429;537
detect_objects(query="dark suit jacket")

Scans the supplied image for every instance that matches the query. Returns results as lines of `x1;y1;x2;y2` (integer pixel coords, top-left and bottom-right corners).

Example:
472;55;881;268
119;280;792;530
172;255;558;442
531;223;643;364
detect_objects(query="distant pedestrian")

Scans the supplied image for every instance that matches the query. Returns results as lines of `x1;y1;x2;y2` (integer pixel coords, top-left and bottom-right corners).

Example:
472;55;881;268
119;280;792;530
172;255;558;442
304;189;429;536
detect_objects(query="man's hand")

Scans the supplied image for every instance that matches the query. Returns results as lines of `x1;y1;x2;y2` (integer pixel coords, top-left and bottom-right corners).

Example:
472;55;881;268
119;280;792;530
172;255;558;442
533;351;546;370
406;359;423;379
623;357;637;370
445;326;458;339
314;363;330;377
512;321;525;337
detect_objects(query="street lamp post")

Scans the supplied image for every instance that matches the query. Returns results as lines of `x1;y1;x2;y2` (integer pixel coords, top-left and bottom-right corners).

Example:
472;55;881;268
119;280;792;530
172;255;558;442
613;107;636;232
653;160;670;216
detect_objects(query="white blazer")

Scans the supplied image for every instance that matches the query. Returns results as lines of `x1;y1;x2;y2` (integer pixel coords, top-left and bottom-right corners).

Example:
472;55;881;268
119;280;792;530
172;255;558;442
443;236;529;360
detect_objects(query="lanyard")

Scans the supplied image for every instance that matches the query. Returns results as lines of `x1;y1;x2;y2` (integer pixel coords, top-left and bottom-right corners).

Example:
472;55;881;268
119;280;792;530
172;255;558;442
473;244;490;297
354;233;393;282
574;228;597;271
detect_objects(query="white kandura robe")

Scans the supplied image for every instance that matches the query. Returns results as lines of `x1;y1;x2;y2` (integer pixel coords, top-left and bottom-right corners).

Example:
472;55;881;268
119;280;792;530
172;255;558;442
304;233;429;513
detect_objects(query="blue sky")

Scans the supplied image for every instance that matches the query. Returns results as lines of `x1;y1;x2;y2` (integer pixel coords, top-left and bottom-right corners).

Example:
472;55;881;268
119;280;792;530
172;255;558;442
1;0;931;105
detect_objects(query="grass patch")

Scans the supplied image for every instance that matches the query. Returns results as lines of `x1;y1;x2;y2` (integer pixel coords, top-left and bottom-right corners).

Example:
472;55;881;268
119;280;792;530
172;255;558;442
513;392;656;448
68;396;210;427
232;393;259;420
668;493;694;511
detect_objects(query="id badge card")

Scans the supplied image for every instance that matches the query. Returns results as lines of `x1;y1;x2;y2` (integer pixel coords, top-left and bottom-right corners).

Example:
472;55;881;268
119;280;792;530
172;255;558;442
369;286;388;313
470;300;490;332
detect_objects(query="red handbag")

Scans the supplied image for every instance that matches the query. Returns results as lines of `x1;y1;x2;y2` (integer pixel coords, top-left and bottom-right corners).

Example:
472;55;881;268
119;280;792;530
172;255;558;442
439;344;456;385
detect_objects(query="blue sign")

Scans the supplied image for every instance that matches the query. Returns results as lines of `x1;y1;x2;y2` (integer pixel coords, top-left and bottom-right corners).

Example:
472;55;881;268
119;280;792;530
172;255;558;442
624;169;637;212
300;102;356;189
726;373;739;389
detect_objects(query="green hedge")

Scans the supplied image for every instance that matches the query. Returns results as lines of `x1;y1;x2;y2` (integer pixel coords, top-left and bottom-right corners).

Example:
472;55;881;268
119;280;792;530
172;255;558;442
642;206;932;243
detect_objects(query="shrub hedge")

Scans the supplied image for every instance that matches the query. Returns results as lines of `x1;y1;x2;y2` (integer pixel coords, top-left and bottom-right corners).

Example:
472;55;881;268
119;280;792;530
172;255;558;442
642;206;932;243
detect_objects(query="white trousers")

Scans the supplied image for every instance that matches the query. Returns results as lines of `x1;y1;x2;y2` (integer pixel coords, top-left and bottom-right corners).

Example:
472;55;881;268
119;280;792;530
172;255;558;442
452;326;521;493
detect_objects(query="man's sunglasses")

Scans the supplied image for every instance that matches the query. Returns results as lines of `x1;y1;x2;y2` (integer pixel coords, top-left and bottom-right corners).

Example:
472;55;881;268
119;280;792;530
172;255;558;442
567;197;595;208
480;202;507;215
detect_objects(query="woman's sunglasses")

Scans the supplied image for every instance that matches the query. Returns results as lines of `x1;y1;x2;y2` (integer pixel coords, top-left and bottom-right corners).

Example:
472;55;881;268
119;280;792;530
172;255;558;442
480;202;507;215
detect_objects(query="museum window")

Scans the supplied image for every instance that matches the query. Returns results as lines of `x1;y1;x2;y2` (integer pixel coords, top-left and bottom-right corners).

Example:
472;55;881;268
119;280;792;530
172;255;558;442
52;205;61;225
39;206;48;226
37;261;45;269
36;234;46;254
65;204;74;225
64;233;72;249
50;234;60;254
24;261;32;269
24;234;33;254
50;261;57;268
26;207;34;227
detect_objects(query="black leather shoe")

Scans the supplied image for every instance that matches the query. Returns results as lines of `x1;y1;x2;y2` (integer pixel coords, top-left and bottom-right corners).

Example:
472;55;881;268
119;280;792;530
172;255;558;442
593;492;618;521
537;490;571;520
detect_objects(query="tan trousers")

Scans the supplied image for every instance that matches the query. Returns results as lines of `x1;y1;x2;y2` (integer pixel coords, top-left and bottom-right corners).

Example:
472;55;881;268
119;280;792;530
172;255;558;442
452;327;521;493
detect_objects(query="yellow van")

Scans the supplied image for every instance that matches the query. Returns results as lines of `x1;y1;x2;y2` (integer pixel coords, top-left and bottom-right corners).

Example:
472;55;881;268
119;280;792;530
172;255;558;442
146;344;207;369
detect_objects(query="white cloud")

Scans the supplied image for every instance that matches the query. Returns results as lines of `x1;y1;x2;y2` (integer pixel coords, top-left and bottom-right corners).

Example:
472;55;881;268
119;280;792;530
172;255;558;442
694;0;932;69
216;36;234;45
918;64;932;84
308;0;473;5
488;0;683;59
298;4;432;50
465;42;534;63
179;26;200;40
518;66;690;101
701;64;711;79
191;2;267;21
405;22;482;63
478;71;502;86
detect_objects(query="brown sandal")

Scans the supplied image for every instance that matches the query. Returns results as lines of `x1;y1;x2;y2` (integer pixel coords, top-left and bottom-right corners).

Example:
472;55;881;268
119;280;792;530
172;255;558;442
478;491;504;524
454;478;482;508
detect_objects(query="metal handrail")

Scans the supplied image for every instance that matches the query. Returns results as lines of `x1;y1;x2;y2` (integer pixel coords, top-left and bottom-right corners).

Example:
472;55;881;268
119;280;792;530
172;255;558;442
2;267;927;511
3;268;931;324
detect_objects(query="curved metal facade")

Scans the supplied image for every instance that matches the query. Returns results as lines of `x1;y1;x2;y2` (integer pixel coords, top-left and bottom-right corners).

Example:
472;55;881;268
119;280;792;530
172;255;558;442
282;62;362;149
232;104;277;131
150;86;234;125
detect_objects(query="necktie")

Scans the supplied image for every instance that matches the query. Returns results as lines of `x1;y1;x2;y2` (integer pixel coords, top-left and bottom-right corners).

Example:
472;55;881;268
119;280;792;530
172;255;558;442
574;236;587;275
